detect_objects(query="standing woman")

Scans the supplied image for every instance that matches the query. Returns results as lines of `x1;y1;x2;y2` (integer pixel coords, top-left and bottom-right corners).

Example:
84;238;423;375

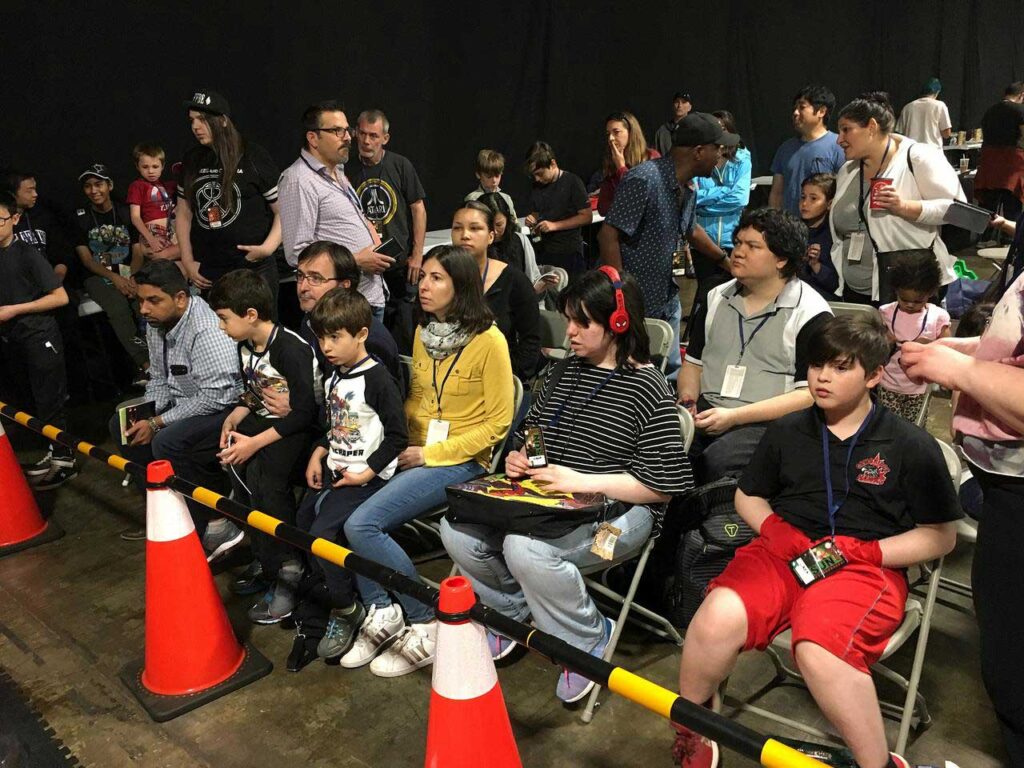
597;111;660;216
339;246;514;677
829;92;964;305
177;90;283;315
451;201;541;381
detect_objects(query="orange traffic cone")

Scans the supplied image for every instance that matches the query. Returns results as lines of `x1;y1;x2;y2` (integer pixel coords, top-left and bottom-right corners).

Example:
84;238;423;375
121;460;271;721
0;421;63;557
425;576;523;768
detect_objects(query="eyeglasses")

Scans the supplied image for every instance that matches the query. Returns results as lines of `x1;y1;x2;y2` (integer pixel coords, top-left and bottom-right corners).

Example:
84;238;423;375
294;270;339;287
0;214;15;225
315;126;352;138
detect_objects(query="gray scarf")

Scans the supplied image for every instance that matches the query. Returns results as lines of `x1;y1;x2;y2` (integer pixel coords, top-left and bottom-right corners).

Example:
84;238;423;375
419;321;472;360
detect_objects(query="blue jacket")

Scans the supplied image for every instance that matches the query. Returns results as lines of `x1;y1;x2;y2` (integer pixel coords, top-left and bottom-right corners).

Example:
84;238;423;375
695;147;752;250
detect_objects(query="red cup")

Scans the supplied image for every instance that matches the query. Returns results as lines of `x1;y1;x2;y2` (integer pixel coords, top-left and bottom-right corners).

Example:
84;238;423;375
869;177;892;210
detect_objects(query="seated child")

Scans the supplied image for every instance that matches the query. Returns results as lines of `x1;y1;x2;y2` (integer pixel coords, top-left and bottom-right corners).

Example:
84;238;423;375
295;288;407;663
674;314;961;768
127;142;178;257
798;172;838;298
878;251;950;422
207;269;318;622
465;148;518;222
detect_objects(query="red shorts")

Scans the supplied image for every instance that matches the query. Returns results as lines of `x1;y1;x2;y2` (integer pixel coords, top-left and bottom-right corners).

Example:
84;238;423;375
709;537;908;673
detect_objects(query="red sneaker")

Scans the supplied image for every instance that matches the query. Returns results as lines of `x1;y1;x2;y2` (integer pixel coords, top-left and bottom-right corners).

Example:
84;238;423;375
672;725;719;768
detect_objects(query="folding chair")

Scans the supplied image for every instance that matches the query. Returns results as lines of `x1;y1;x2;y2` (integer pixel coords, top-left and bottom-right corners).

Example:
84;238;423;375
579;407;693;724
644;317;675;373
827;300;883;321
538;308;570;361
720;435;956;754
923;441;976;614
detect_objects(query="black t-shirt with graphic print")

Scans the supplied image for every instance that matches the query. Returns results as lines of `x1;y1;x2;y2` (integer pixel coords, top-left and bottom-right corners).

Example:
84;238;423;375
345;150;426;264
739;405;961;541
72;202;138;270
176;142;280;280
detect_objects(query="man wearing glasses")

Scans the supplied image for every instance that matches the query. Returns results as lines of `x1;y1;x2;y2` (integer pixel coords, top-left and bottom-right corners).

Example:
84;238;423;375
278;101;393;320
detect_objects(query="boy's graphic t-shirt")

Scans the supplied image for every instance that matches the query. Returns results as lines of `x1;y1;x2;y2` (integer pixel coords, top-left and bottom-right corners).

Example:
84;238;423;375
237;325;317;438
127;179;177;224
73;203;136;268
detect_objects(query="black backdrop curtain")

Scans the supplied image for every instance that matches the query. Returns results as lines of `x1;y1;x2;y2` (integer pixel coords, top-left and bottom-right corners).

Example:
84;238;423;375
4;0;1023;228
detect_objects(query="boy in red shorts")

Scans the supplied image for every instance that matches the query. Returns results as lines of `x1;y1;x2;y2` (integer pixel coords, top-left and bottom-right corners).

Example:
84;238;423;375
674;314;961;768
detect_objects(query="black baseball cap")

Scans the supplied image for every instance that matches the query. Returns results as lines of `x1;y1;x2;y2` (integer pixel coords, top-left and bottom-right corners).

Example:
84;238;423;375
183;89;231;117
673;92;692;103
673;112;741;148
78;163;112;182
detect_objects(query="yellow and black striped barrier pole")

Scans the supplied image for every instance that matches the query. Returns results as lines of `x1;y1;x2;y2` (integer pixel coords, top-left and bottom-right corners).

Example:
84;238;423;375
0;400;825;768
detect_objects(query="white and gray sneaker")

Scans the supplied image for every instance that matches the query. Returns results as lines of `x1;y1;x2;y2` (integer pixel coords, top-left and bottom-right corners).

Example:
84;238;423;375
203;520;245;562
369;621;437;678
339;604;405;669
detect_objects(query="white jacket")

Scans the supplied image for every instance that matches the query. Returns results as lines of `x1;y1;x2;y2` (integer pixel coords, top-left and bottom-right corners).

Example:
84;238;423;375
829;136;965;299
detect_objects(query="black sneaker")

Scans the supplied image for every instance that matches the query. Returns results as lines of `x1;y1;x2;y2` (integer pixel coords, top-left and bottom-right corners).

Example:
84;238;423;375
20;452;52;478
30;458;78;490
230;560;268;596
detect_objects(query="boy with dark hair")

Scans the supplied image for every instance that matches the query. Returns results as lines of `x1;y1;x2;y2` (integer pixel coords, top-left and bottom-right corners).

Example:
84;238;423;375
0;191;77;488
523;141;592;273
291;287;407;665
465;149;517;221
208;269;318;623
769;85;846;215
674;314;961;768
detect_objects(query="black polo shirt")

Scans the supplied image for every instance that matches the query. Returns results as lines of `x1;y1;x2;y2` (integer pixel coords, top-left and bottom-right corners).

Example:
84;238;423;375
739;404;961;541
0;239;61;339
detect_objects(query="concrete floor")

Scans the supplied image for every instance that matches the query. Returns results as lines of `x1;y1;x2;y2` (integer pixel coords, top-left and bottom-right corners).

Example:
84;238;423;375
0;251;1011;767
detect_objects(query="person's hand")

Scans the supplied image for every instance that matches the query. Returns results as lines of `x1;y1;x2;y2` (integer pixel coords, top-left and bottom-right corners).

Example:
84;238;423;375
609;137;626;169
354;245;395;275
524;213;539;229
759;514;812;560
185;261;212;289
0;305;20;323
899;340;975;389
332;467;375;488
505;448;530;479
218;431;260;465
991;214;1007;230
112;273;137;298
871;185;909;217
125;418;155;447
306;447;327;489
406;252;423;284
806;243;822;273
533;220;556;234
694;407;736;436
526;463;586;494
261;386;291;417
831;535;883;567
220;416;239;449
398;446;425;470
238;244;273;263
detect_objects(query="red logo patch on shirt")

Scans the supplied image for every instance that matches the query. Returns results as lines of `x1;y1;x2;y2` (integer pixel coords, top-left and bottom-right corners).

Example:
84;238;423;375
855;453;890;486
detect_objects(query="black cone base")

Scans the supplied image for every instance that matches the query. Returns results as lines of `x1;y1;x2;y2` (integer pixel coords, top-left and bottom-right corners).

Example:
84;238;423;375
0;519;65;559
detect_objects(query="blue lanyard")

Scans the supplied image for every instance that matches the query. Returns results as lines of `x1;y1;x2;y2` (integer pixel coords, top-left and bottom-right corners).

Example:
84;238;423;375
737;312;771;363
328;353;373;390
890;306;929;343
821;404;875;538
548;363;617;428
481;258;490;287
301;155;375;241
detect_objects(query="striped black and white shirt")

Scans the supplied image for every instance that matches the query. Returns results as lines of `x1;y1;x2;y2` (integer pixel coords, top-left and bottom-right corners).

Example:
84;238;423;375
516;358;693;514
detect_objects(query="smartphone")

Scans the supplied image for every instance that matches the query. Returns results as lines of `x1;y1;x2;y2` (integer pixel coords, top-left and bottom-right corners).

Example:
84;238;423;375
524;426;548;468
321;456;344;486
375;237;404;259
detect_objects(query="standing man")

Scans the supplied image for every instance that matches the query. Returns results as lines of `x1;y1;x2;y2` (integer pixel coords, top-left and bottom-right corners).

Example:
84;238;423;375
895;78;953;147
278;100;393;320
653;92;693;157
599;113;737;380
975;82;1024;222
346;109;426;340
768;85;846;215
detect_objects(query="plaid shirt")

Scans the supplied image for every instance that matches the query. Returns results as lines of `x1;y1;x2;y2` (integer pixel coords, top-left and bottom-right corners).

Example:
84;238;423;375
278;149;385;308
145;296;241;424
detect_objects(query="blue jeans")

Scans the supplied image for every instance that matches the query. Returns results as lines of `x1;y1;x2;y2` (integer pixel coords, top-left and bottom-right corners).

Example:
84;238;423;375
344;461;484;623
651;295;682;381
440;505;654;651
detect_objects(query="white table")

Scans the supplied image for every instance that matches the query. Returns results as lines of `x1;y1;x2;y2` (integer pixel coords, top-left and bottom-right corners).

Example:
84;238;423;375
943;142;982;152
751;175;773;189
424;212;606;252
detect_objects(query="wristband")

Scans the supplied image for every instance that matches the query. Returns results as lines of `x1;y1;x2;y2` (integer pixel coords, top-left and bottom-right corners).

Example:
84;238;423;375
147;417;161;433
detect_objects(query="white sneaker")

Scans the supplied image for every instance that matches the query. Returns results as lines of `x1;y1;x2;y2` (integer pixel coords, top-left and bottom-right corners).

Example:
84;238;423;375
339;604;405;669
369;621;436;678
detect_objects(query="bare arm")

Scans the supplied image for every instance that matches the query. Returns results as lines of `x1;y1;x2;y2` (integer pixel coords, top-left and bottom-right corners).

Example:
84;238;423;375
768;175;784;209
0;286;68;321
597;223;623;270
677;359;701;410
687;223;729;264
526;461;670;505
878;522;957;568
735;487;774;533
694;389;813;435
409;199;427;271
549;208;593;232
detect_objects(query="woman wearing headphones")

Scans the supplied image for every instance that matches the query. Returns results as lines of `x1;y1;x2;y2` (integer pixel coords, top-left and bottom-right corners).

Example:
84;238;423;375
441;267;692;703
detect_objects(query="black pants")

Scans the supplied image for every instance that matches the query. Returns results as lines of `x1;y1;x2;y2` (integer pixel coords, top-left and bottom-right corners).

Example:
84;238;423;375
1;327;71;459
688;415;767;485
107;408;231;538
296;477;385;609
973;468;1024;766
841;285;878;306
228;414;311;578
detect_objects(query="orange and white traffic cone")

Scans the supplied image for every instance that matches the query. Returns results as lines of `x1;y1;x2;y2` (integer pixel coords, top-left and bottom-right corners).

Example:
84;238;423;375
0;421;63;557
121;460;271;721
425;576;522;768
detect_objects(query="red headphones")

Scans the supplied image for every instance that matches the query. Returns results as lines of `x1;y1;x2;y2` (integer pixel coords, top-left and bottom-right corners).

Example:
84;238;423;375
597;265;630;334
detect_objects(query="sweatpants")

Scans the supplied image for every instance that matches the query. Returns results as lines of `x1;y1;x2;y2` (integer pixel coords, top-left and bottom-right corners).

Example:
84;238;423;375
82;275;148;369
1;326;71;459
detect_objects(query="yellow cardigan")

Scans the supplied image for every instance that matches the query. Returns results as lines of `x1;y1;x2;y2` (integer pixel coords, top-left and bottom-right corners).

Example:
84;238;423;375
406;325;515;467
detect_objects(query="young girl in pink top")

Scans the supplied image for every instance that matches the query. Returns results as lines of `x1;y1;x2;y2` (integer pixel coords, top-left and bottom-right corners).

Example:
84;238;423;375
878;251;951;421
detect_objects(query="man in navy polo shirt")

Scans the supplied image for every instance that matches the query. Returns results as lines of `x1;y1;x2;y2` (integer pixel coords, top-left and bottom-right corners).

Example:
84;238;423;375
599;112;736;380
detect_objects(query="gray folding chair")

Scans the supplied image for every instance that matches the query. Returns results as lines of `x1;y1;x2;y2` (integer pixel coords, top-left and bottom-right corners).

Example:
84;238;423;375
720;435;956;754
827;301;883;321
539;308;570;361
644;317;675;373
579;407;693;723
922;441;976;613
